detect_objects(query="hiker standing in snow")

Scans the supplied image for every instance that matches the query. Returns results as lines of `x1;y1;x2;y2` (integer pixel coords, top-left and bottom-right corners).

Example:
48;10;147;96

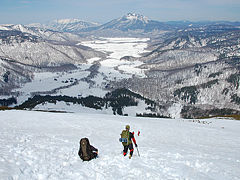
120;125;137;159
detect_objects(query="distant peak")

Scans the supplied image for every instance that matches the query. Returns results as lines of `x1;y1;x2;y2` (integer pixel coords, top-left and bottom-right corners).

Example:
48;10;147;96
53;19;83;24
12;24;28;31
123;13;149;23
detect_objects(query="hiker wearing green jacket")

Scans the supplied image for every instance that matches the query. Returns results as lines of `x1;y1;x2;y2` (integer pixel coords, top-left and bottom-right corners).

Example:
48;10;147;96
120;125;137;159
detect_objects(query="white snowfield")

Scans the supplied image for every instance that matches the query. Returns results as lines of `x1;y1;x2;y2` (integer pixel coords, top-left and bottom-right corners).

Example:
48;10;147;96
0;110;240;180
80;37;149;77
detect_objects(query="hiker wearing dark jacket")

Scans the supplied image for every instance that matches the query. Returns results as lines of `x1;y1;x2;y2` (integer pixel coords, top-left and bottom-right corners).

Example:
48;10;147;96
78;138;98;161
121;125;137;159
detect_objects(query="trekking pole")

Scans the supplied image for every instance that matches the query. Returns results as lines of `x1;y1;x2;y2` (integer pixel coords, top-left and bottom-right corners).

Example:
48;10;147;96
136;146;140;157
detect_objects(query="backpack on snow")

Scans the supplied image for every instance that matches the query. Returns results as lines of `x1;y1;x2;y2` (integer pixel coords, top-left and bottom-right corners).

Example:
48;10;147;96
79;138;92;161
119;130;129;146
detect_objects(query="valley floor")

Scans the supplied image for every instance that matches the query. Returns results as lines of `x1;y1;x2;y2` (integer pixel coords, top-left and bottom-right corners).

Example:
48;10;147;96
8;37;149;106
0;110;240;179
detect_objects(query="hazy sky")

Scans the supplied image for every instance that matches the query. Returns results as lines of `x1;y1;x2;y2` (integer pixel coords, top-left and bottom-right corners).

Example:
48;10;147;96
0;0;239;24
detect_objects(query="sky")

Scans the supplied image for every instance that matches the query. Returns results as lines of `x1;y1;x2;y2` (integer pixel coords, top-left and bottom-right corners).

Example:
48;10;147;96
0;0;239;24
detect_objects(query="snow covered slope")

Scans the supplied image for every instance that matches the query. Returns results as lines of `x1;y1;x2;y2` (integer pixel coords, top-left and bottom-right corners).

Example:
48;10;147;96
0;25;102;67
0;110;239;179
0;24;83;42
118;26;240;116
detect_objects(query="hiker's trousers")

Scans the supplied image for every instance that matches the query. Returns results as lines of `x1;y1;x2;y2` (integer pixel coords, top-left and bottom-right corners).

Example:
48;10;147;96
123;143;134;156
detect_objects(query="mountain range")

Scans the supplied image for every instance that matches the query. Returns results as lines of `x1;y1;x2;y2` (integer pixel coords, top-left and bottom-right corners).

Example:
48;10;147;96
25;13;240;34
0;13;240;118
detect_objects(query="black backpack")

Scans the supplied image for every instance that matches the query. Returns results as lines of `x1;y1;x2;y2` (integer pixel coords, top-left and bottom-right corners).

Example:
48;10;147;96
79;138;92;161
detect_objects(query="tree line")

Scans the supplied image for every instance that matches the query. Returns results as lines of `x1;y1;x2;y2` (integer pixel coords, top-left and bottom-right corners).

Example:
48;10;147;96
16;88;156;115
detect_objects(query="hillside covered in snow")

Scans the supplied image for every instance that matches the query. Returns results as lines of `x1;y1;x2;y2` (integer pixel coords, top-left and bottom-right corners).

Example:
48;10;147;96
0;110;239;179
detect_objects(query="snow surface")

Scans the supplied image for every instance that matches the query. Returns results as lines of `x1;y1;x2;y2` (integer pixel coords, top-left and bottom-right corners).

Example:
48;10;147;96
0;110;240;180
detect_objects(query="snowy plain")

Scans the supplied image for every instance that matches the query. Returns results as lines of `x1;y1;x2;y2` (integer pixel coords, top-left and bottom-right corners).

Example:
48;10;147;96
0;110;240;180
80;37;149;77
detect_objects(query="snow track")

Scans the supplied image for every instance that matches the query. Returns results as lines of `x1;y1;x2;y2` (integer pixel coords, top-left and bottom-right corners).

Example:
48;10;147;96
0;110;240;179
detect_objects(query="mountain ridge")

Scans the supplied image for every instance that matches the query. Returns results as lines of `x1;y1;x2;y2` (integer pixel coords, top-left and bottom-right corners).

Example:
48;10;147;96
27;19;100;32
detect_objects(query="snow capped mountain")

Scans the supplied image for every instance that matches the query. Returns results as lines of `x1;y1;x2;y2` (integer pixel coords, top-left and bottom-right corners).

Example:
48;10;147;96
28;19;100;32
95;13;169;32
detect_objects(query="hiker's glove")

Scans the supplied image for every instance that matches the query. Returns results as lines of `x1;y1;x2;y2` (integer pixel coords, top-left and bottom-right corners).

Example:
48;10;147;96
135;144;138;147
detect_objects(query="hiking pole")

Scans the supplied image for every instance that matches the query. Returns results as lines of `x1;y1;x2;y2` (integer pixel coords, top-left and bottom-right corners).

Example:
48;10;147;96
136;146;140;157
